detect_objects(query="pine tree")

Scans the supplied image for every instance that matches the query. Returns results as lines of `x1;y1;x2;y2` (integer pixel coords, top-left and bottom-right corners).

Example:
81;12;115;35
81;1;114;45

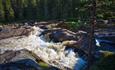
6;0;14;20
0;0;4;21
3;0;14;21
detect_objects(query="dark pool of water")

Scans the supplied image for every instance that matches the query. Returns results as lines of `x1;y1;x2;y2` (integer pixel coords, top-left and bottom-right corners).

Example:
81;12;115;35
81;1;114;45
95;36;115;52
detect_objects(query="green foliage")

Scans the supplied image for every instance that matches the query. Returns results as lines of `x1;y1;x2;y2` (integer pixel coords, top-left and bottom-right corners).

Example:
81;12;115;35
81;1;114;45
0;0;4;21
96;0;115;19
5;0;14;19
90;52;115;70
67;20;87;30
38;62;49;69
0;0;114;22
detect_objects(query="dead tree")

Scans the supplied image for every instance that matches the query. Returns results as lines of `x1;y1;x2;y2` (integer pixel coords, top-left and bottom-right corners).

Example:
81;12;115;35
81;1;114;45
87;0;96;69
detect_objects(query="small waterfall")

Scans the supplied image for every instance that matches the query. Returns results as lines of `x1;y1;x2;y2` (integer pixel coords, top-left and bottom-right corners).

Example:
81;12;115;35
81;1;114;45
0;26;86;70
95;39;101;47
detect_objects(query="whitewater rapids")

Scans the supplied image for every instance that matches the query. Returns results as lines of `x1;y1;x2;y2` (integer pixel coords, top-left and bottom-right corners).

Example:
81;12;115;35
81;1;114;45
0;26;86;70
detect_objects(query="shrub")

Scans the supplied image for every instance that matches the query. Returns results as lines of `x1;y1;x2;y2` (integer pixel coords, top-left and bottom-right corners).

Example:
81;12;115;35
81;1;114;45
67;20;88;30
90;52;115;70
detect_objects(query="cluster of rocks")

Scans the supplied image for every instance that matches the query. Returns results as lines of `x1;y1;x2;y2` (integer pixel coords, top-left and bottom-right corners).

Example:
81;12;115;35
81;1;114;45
0;23;88;70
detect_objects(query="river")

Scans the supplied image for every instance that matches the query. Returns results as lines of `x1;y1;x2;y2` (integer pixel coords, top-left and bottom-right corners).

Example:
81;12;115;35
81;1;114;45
0;26;86;70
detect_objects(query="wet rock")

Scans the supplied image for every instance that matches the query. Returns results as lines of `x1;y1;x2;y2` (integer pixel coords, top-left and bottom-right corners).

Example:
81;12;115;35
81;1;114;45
62;40;82;48
40;28;78;42
79;33;89;51
0;26;2;32
39;25;48;29
0;59;41;70
79;32;96;55
0;26;87;70
56;22;70;29
0;26;34;40
0;50;36;64
0;50;20;63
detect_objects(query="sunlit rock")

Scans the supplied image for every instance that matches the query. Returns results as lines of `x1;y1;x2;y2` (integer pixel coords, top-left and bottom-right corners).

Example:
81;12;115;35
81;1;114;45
0;26;86;70
39;28;78;42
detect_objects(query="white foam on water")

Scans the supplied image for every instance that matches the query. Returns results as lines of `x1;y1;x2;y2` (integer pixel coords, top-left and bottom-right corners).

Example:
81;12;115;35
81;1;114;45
95;39;101;47
0;26;86;70
74;58;86;70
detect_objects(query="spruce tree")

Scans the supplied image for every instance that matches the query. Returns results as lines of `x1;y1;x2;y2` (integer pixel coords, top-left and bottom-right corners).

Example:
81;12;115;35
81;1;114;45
0;0;4;21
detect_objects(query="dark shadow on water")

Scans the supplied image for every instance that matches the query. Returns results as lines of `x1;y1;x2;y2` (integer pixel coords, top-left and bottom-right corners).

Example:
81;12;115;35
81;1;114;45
0;59;40;70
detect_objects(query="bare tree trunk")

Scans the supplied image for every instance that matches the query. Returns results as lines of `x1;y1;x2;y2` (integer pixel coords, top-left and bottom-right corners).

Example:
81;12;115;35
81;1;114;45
87;0;96;69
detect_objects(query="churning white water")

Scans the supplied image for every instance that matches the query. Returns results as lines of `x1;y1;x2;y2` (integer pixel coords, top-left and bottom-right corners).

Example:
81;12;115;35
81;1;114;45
0;26;86;70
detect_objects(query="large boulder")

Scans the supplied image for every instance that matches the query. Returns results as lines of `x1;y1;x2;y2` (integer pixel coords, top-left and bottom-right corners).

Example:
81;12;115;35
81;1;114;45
0;59;41;70
40;28;79;42
0;50;41;70
0;50;37;64
0;26;34;40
